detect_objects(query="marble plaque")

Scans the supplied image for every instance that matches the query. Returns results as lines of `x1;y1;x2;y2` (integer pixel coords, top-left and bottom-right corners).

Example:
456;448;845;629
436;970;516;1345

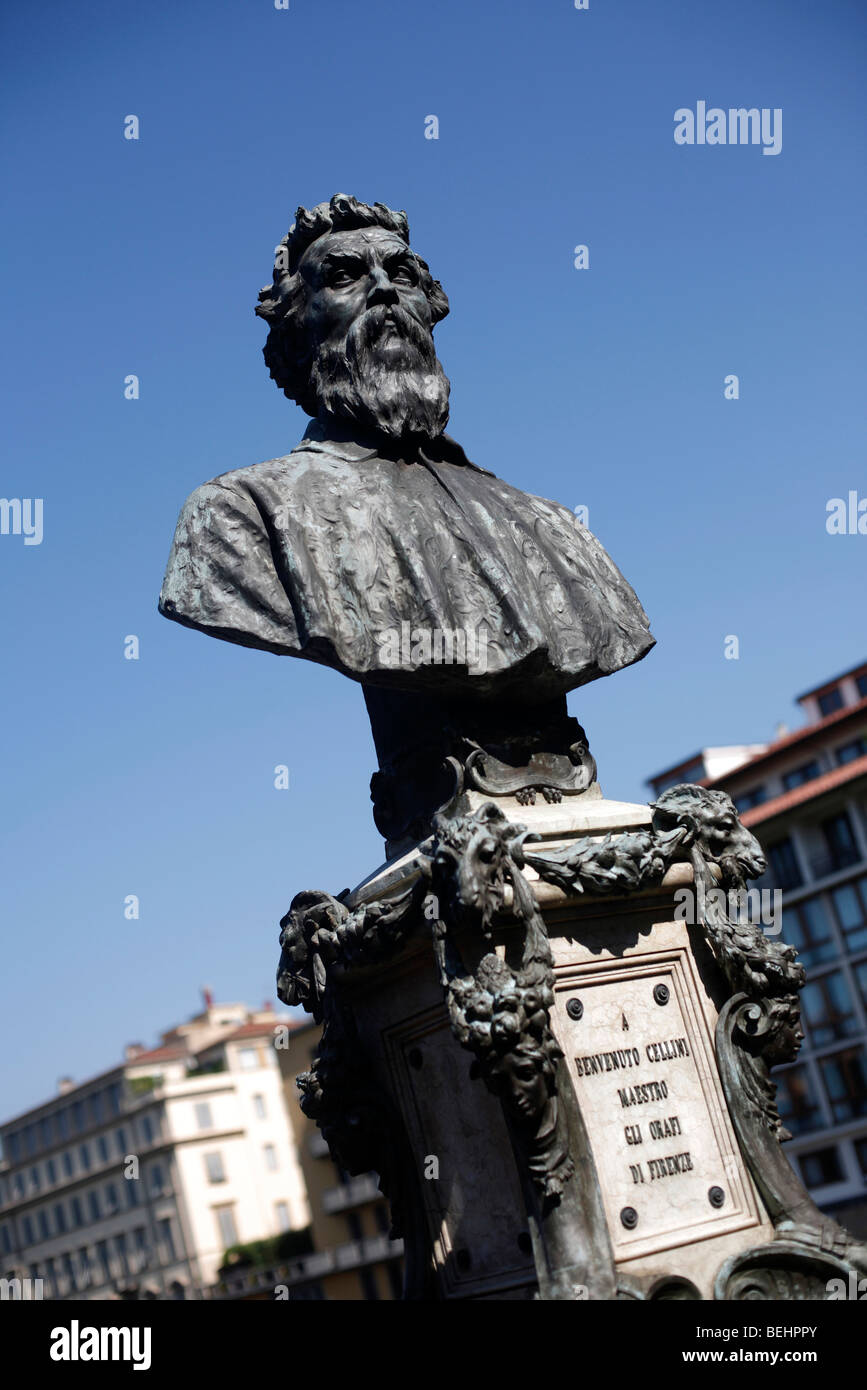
555;945;758;1262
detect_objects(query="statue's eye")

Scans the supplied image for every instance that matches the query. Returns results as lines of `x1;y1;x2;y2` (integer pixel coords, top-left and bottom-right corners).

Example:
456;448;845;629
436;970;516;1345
328;266;357;287
391;263;416;286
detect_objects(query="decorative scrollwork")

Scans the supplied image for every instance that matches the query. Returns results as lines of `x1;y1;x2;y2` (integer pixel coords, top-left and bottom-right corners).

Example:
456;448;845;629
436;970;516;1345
277;879;426;1021
523;783;767;898
419;802;575;1199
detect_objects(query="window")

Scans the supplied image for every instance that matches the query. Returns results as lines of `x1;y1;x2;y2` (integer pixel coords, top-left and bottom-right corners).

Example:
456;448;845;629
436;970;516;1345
96;1240;112;1283
253;1094;267;1119
836;737;867;766
38;1210;51;1241
88;1191;101;1221
78;1144;91;1171
358;1267;379;1301
818;688;844;717
22;1215;34;1245
830;877;867;951
801;971;858;1046
854;960;867;1014
149;1163;165;1196
775;1064;822;1134
89;1093;103;1125
105;1183;119;1213
734;786;766;814
13;1173;24;1199
24;1125;37;1156
71;1196;84;1228
29;1166;40;1192
46;1158;56;1185
819;1048;867;1123
96;1136;109;1164
61;1151;73;1179
275;1201;291;1232
799;1147;844;1188
116;1128;128;1156
0;1225;10;1256
6;1132;20;1162
158;1219;177;1262
820;812;860;873
55;1110;69;1141
781;898;836;967
126;1176;141;1208
139;1114;154;1145
115;1232;129;1275
345;1211;363;1241
134;1227;149;1270
855;1136;867;1179
767;838;803;891
374;1204;390;1236
194;1102;213;1130
78;1247;92;1289
71;1101;85;1133
205;1152;226;1184
215;1205;239;1248
53;1203;67;1234
39;1118;52;1148
239;1048;258;1070
107;1082;122;1116
857;673;867;700
263;1144;278;1172
782;761;821;792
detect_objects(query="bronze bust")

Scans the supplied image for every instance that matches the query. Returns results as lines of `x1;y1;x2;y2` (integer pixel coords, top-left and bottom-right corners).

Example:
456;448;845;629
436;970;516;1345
159;194;654;849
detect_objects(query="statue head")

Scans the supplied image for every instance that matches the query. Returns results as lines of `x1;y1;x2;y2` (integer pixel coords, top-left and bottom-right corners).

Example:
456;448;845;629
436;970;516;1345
256;194;451;441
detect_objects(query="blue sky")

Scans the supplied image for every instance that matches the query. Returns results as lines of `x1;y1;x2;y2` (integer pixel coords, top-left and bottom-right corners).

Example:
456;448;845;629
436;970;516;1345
1;0;865;1119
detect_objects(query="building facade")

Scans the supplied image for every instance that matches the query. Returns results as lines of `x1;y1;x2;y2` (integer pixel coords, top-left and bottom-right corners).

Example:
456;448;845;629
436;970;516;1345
0;999;310;1299
648;660;867;1237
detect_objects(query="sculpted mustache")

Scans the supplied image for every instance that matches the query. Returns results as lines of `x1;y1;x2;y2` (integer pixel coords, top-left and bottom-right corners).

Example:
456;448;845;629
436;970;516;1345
347;304;431;354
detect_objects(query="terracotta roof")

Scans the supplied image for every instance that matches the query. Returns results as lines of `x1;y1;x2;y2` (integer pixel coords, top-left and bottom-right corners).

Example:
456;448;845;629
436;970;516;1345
124;1046;188;1065
796;661;867;704
202;1019;301;1046
740;754;867;828
705;696;867;788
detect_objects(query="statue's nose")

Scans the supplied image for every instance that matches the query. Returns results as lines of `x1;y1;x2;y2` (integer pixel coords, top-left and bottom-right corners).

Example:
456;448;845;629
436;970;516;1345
367;267;399;306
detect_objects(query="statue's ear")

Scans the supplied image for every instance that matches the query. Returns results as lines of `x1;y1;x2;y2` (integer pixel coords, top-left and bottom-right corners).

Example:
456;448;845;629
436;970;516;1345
428;279;449;324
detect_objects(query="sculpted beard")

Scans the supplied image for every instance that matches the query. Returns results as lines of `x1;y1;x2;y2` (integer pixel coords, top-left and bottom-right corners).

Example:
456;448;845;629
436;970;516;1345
308;303;450;440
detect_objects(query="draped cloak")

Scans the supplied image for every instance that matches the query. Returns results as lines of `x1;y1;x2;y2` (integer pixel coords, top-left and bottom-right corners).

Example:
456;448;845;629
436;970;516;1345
158;421;654;704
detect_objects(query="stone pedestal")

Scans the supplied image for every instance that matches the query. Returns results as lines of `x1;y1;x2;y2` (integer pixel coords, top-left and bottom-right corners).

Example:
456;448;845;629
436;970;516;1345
280;792;867;1300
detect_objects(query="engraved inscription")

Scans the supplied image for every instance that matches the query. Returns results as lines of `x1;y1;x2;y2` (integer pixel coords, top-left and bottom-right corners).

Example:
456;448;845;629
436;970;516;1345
558;962;756;1258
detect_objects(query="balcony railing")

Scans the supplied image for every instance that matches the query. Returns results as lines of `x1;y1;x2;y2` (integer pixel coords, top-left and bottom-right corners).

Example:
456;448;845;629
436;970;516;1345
210;1234;404;1299
321;1173;381;1213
